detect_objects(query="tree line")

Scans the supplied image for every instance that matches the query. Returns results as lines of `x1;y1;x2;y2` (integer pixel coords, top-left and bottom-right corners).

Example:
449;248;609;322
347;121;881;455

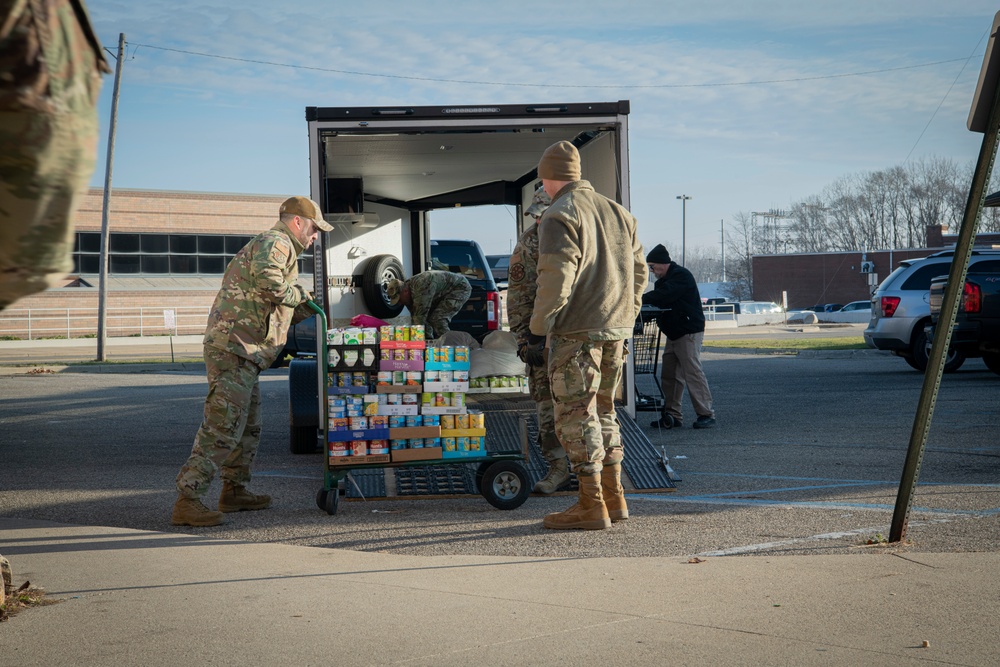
685;156;1000;300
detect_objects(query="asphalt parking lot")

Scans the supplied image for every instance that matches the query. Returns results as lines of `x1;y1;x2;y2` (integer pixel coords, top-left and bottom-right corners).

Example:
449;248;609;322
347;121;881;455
2;346;997;560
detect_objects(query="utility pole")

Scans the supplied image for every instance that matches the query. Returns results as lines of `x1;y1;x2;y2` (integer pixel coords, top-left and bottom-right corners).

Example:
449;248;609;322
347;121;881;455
97;33;125;362
720;219;726;282
676;194;692;266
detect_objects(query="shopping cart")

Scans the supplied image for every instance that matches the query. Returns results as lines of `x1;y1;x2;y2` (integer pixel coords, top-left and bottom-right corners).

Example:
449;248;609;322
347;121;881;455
632;306;666;411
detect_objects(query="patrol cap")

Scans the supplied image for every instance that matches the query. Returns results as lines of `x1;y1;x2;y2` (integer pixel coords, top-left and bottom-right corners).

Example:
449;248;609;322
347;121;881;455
385;278;405;305
524;187;552;218
280;196;333;231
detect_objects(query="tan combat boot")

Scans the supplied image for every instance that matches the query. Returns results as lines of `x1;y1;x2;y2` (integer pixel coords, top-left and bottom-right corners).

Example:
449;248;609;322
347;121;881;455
532;457;570;495
218;482;272;513
542;472;611;530
601;462;629;522
171;496;225;527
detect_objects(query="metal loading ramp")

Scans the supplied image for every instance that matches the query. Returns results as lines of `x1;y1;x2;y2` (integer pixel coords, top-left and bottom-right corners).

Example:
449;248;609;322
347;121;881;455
344;396;678;500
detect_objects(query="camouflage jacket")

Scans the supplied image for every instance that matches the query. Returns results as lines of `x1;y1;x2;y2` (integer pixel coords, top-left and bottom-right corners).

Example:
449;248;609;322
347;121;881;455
507;222;539;344
408;271;470;324
203;220;312;369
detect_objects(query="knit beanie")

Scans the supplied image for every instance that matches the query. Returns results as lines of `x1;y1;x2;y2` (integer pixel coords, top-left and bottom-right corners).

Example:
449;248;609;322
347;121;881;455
646;244;671;264
537;141;582;181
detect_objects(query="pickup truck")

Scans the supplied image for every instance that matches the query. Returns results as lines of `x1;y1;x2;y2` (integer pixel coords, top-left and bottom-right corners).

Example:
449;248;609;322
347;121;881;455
926;271;1000;375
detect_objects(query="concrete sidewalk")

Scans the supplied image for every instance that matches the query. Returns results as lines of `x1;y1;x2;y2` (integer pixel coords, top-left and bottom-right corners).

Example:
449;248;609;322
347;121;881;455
1;518;996;666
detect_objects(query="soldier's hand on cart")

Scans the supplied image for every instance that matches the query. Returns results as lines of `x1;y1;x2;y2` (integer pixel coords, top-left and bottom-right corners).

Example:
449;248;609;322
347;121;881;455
524;334;546;367
297;285;314;304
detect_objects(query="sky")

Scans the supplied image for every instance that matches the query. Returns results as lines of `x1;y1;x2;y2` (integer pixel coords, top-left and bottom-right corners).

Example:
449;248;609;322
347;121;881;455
86;1;1000;259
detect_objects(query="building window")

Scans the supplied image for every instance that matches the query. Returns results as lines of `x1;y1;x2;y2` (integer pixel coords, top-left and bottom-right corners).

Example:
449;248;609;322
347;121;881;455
71;231;315;277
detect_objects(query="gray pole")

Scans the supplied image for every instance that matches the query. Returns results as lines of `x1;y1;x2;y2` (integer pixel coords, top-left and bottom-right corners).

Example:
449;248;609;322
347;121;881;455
97;33;125;361
676;194;691;266
720;219;726;282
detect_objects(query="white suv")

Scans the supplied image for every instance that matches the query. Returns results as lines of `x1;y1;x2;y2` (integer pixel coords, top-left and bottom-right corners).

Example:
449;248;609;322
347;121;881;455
863;250;1000;371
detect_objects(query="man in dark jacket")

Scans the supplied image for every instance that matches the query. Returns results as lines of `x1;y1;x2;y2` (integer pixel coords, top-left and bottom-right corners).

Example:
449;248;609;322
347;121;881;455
641;244;716;429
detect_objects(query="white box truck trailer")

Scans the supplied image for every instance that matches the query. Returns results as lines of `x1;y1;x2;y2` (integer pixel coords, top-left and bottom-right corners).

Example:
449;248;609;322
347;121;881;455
289;101;639;454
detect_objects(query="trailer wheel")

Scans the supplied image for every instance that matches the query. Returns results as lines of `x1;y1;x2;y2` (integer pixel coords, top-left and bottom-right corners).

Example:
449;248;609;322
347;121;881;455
316;488;328;510
289;358;319;454
361;254;405;319
324;487;339;515
479;461;530;510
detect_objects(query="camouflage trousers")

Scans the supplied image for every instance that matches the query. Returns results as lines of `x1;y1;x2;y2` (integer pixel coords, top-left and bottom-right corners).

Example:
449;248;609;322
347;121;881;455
0;0;104;310
548;335;625;475
528;353;561;463
424;282;472;339
176;346;263;499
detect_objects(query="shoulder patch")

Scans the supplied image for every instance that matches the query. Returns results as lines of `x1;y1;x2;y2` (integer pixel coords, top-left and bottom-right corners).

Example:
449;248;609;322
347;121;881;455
509;262;526;284
269;240;291;264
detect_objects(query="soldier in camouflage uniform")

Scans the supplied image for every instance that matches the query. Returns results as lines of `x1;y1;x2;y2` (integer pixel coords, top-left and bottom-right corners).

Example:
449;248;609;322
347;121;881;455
172;196;332;527
529;141;647;530
508;185;568;494
386;271;471;340
0;0;110;311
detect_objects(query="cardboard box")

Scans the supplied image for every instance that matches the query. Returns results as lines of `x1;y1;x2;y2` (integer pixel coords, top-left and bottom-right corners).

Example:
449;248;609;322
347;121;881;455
376;384;423;394
424;360;471;371
379;340;427;350
327;386;369;395
390;446;443;463
379;359;425;372
330;344;379;371
421;406;468;415
327;428;391;443
328;454;391;466
439;427;486;438
389;426;442;440
378;404;420;416
441;449;485;459
422;381;470;393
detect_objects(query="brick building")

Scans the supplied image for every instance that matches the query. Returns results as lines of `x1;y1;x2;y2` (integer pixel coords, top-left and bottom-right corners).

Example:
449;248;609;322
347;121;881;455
1;188;304;339
751;225;1000;309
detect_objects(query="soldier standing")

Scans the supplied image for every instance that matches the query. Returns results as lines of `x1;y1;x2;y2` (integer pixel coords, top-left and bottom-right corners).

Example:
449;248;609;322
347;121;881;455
386;271;471;340
508;185;569;494
0;0;110;310
172;196;332;527
528;141;647;530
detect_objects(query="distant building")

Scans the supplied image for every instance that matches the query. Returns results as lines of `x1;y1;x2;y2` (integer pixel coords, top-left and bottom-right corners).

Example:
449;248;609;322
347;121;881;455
1;188;306;338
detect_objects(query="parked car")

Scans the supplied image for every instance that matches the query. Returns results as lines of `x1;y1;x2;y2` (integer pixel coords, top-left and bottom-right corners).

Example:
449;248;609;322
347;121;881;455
486;254;510;289
738;301;783;314
863;249;1000;372
838;301;871;312
926;269;1000;375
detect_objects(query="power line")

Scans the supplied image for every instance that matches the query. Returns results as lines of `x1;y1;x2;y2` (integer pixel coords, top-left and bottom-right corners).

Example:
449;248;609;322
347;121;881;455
130;42;974;90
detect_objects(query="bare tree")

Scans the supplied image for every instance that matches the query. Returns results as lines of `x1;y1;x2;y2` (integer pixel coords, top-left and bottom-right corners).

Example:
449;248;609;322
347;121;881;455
722;211;754;301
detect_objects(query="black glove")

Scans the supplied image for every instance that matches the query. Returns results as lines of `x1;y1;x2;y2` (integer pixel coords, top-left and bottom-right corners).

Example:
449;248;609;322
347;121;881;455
524;333;546;368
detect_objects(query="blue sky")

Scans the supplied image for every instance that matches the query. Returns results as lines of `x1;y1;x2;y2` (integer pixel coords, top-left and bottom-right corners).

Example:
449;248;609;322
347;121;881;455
87;1;999;258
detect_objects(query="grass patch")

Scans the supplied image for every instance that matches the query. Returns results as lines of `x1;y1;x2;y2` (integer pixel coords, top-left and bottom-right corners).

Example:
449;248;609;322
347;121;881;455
1;584;60;621
705;337;868;351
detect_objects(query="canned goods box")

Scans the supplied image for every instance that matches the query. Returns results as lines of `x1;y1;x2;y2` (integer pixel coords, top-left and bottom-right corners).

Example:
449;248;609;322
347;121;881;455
390;446;443;463
329;344;379;371
388;426;442;440
422;381;470;393
377;404;420;416
375;384;422;394
329;454;391;466
327;428;391;443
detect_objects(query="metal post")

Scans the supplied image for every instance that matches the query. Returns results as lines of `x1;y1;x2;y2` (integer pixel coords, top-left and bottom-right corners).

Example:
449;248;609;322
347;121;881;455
888;48;1000;543
97;33;125;361
720;219;726;282
676;194;691;266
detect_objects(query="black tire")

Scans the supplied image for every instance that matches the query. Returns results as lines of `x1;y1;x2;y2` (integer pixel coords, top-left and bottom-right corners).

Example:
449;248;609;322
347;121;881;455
983;351;1000;375
479;461;530;510
316;488;328;510
324;487;339;515
361;254;405;319
912;328;965;373
289;358;319;454
900;352;921;371
474;461;492;494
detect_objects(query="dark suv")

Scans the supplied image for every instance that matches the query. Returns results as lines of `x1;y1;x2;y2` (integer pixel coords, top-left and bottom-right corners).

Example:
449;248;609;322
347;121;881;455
486;254;510;288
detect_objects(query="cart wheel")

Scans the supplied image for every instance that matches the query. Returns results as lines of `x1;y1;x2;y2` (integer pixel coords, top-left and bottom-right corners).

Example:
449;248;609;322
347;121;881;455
316;488;328;510
324;487;339;515
479;461;530;510
474;462;492;494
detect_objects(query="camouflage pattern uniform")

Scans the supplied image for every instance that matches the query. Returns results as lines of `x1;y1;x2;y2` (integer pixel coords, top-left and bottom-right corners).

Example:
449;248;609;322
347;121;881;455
508;193;562;468
176;220;312;499
0;0;109;310
406;270;471;339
